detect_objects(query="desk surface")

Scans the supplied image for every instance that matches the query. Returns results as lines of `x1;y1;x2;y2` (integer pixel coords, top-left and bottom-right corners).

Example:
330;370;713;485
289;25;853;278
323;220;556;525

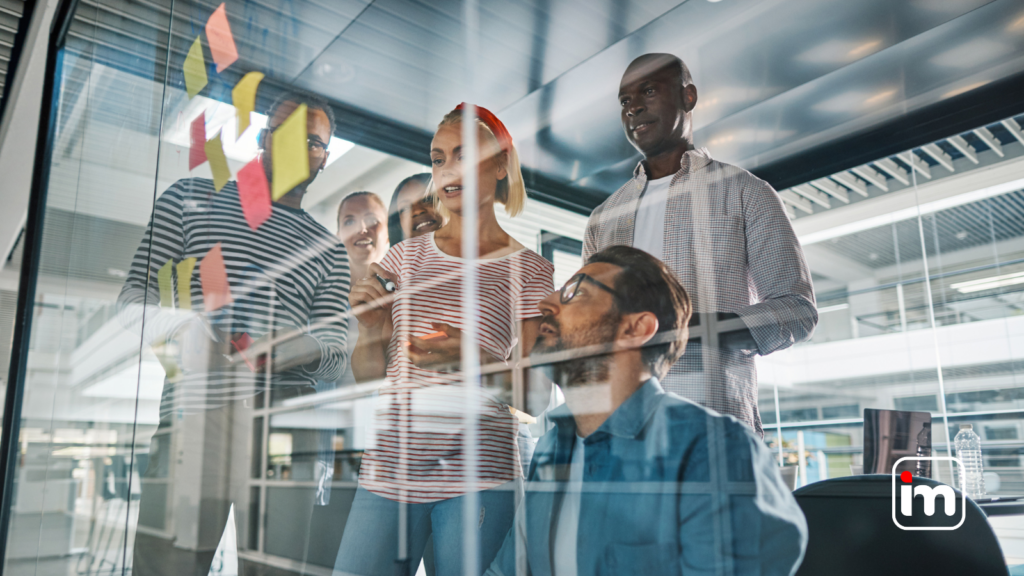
979;500;1024;516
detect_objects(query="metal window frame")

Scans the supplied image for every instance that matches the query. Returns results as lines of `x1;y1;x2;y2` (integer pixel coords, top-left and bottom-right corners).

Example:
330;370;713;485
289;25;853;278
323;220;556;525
0;0;80;564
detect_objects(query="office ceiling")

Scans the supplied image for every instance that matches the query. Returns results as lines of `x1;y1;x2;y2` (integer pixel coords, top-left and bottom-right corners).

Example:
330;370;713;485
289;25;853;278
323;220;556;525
0;0;26;111
62;0;1024;212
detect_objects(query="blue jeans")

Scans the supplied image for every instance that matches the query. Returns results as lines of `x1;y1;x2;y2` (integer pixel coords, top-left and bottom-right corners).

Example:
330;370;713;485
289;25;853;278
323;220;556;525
334;481;519;576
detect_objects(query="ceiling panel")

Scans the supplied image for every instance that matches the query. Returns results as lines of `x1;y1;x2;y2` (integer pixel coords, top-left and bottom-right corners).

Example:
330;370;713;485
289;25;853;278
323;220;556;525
820;188;1024;270
54;0;1024;210
292;0;685;133
0;0;26;113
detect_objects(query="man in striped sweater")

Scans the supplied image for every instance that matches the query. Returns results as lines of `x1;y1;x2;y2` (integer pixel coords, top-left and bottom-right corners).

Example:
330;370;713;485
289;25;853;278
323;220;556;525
117;91;350;576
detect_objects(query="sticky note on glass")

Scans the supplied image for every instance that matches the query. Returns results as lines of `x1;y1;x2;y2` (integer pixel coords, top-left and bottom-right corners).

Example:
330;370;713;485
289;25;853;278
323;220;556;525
189;112;207;170
183;36;208;99
177;257;197;309
157;259;174;308
200;243;233;312
205;132;231;192
271;103;309;200
205;4;238;73
237;158;272;230
232;71;264;139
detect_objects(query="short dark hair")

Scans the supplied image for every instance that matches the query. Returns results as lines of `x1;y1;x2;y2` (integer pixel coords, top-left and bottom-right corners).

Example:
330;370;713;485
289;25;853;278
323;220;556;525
267;90;337;135
586;245;691;379
387;173;433;244
625;53;693;88
337;191;385;225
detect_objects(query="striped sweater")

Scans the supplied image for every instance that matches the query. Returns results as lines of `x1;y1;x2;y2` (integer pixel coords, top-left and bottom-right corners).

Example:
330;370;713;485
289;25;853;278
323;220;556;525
358;233;554;503
116;177;350;417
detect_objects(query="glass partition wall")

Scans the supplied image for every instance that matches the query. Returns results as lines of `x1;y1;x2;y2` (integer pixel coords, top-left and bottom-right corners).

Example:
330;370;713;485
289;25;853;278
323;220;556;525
4;0;1024;575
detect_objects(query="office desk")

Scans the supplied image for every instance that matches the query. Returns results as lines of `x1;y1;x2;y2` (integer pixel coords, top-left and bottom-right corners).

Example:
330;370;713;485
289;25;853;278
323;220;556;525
980;500;1024;517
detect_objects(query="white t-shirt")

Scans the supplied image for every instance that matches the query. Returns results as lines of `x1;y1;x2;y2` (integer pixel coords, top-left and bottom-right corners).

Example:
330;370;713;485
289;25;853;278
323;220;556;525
632;175;673;260
553;434;586;576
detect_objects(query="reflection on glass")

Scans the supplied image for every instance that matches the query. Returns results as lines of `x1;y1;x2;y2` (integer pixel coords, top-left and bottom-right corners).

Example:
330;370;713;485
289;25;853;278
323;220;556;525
4;1;1024;575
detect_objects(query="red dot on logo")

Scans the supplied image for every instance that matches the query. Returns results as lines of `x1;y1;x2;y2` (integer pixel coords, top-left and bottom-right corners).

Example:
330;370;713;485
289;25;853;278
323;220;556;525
900;471;913;483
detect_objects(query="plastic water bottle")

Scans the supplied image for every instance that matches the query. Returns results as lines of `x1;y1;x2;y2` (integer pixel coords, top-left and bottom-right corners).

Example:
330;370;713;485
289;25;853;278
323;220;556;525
954;424;986;499
915;422;931;477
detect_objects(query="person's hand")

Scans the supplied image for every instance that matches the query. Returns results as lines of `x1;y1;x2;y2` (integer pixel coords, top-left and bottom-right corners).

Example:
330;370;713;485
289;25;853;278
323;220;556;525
349;263;397;331
406;323;462;371
155;315;232;375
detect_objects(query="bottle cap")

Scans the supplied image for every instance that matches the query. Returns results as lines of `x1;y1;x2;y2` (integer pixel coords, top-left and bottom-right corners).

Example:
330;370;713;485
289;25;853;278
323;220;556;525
960;424;972;430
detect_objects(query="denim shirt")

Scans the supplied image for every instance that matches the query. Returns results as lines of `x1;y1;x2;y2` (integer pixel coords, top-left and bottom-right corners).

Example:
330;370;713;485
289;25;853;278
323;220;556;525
485;379;807;576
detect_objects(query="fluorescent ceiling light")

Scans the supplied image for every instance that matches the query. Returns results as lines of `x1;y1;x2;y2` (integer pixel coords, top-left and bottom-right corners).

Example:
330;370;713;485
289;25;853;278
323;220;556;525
817;303;850;313
929;39;1012;69
796;39;882;65
951;271;1024;294
163;96;353;168
799;176;1024;245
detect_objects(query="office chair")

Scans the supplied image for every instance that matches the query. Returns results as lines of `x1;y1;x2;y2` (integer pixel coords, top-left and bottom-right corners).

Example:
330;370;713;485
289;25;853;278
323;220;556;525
793;474;1008;576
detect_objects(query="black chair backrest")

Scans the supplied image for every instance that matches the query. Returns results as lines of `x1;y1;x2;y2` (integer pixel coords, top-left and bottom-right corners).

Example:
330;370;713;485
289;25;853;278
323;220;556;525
793;474;1007;576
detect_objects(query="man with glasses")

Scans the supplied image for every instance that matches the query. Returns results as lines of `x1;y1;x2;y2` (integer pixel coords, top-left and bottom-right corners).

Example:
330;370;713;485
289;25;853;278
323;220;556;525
117;91;349;576
484;246;807;576
584;53;817;437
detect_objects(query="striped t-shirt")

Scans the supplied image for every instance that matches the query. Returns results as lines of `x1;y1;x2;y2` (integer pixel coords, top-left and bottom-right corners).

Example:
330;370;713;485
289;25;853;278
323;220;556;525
358;233;554;503
116;177;350;418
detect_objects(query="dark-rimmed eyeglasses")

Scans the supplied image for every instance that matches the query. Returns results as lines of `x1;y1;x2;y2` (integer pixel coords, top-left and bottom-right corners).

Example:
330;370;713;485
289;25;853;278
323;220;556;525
260;126;328;154
560;273;620;305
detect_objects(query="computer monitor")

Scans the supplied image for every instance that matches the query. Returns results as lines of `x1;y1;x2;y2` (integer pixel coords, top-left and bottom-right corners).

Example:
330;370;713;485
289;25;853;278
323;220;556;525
862;408;933;477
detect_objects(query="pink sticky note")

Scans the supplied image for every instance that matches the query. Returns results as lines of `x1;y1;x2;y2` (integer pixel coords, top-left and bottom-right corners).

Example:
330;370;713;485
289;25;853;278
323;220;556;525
237;158;272;231
205;4;238;73
233;332;253;351
189;112;207;170
200;243;233;312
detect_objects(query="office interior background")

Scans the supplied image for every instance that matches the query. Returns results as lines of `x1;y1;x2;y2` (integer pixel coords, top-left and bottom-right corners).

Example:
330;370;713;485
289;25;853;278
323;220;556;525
0;0;1023;574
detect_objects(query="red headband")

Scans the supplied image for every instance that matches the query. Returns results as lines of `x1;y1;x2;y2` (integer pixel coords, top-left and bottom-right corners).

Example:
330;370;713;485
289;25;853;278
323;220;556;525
455;102;513;154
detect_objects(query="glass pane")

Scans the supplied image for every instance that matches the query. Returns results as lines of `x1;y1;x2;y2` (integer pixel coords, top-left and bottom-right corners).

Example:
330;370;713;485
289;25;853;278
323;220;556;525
8;1;1024;574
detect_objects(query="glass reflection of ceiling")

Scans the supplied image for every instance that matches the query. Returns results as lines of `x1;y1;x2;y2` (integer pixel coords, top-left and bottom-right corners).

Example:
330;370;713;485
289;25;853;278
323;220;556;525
60;0;1024;203
820;188;1024;270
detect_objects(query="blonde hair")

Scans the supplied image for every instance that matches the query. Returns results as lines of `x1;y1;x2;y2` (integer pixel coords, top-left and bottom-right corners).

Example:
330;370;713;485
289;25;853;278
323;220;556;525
429;108;526;219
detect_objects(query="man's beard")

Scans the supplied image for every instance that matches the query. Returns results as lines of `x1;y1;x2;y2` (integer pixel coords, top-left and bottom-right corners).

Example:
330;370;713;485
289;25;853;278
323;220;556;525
530;310;620;388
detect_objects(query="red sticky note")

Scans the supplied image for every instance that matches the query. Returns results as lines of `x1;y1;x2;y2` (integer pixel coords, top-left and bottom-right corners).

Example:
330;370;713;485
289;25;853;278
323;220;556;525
233;332;253;351
205;4;238;73
200;243;233;312
237;158;272;230
189;112;207;170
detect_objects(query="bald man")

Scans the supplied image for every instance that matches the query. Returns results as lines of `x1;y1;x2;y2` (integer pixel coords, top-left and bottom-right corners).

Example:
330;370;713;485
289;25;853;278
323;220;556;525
583;53;817;436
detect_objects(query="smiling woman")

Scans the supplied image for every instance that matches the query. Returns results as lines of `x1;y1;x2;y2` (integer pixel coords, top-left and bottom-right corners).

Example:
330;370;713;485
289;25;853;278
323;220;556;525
387;173;442;244
337;104;554;576
336;190;388;283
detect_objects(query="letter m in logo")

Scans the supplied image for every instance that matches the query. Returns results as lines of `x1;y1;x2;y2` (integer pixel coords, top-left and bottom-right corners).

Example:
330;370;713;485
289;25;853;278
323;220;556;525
901;484;956;516
892;457;966;531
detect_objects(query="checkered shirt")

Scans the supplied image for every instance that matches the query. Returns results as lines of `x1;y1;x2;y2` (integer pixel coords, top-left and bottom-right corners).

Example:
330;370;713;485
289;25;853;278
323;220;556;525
583;147;817;436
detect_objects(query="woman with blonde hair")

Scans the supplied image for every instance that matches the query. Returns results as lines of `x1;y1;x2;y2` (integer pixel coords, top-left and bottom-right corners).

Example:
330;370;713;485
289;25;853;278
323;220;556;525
336;104;553;575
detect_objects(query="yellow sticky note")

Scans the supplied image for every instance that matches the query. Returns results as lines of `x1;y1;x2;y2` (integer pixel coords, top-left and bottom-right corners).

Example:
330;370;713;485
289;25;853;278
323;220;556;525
183;36;208;99
177;257;197;309
157;259;174;308
271;103;309;200
232;71;264;139
205;132;231;192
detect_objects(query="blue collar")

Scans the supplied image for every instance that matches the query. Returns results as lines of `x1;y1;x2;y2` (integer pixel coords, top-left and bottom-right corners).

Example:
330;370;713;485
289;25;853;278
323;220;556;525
549;378;667;440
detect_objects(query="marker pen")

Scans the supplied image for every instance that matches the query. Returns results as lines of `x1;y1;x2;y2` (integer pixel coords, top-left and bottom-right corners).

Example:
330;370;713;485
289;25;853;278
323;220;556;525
376;274;396;293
